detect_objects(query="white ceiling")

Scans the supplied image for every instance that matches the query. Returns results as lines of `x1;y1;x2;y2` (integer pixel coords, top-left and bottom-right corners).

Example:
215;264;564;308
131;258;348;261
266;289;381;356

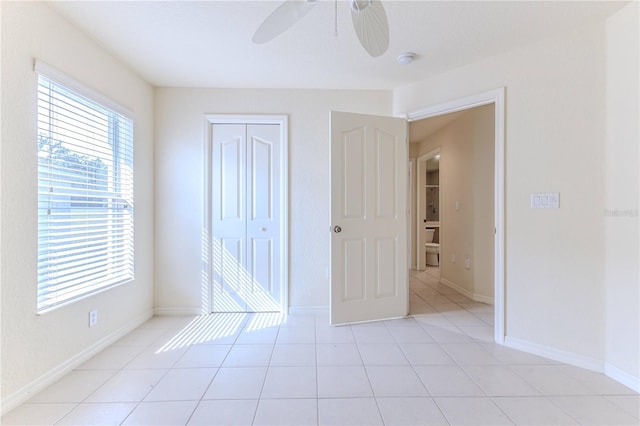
48;0;626;90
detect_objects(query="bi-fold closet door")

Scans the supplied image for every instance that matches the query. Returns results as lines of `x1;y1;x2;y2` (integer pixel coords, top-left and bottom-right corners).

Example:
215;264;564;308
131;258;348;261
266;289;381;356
211;123;281;313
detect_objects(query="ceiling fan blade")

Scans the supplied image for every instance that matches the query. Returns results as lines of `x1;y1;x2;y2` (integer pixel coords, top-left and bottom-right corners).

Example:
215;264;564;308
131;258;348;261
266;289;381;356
252;0;318;44
351;0;389;57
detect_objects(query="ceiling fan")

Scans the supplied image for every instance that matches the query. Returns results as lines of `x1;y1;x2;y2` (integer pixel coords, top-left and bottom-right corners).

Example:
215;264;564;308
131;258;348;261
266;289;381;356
252;0;389;57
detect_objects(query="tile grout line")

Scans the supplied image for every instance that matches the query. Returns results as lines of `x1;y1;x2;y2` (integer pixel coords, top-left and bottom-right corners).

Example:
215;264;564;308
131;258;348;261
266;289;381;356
55;328;180;425
184;317;244;426
314;312;320;426
250;322;279;425
119;325;196;425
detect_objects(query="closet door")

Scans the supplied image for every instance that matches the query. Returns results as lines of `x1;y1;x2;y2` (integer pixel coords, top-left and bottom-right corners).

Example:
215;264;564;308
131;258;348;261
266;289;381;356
212;124;248;312
211;123;282;312
245;124;281;311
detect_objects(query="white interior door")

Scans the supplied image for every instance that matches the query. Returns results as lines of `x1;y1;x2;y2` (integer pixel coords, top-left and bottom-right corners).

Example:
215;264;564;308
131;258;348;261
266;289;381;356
211;123;281;312
212;124;247;312
245;124;281;311
330;111;408;325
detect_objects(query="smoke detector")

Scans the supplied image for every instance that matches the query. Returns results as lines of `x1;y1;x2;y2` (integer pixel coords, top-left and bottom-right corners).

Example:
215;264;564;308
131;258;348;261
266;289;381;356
397;52;416;65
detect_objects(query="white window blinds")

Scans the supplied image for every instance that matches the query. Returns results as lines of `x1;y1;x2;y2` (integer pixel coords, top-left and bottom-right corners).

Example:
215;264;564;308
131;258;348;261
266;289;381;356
37;69;134;313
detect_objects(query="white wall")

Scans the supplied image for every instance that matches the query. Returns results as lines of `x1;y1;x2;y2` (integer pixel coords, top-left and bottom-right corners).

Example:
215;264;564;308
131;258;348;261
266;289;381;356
604;3;639;389
396;19;607;366
394;5;639;384
0;1;155;407
154;89;391;311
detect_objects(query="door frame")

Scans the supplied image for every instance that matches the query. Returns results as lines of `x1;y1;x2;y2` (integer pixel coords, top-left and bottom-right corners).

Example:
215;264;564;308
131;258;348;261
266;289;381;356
203;114;289;314
416;148;441;271
408;159;413;269
405;88;505;344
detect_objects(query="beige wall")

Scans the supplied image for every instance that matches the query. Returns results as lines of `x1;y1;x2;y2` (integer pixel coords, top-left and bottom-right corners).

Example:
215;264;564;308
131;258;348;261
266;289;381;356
413;105;494;300
154;88;391;311
604;3;639;386
471;107;496;299
395;4;638;385
0;2;155;406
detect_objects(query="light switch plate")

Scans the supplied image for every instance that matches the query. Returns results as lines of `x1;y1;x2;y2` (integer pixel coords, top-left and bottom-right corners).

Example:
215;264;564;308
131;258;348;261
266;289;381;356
530;192;560;209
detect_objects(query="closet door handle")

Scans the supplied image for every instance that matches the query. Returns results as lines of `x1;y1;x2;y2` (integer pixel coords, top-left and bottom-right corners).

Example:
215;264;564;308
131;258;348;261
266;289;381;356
333;226;342;233
259;227;267;232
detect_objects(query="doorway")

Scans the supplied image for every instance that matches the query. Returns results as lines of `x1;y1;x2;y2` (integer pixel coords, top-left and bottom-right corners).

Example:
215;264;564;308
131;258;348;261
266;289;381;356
204;115;289;314
416;148;441;272
407;88;505;344
328;88;504;344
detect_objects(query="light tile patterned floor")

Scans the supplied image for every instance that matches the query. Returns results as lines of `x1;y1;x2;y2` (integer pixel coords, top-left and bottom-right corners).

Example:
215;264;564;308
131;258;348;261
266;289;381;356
2;269;638;425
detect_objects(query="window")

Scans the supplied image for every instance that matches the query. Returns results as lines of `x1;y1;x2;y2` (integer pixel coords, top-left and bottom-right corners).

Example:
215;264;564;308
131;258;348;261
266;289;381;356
36;64;134;313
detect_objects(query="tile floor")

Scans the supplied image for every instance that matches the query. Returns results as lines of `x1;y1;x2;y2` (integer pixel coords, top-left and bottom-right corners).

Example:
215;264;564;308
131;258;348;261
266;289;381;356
2;268;639;425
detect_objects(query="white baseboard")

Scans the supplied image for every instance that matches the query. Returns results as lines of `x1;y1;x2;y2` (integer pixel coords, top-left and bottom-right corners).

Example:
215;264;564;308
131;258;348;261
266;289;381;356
154;307;332;316
288;306;328;314
154;306;331;316
504;335;603;372
472;293;494;304
505;336;640;392
604;362;640;393
440;278;494;305
0;309;153;416
154;307;204;316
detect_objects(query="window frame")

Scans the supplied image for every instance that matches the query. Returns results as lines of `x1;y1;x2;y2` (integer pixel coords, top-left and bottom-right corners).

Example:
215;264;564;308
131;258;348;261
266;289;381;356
35;60;135;313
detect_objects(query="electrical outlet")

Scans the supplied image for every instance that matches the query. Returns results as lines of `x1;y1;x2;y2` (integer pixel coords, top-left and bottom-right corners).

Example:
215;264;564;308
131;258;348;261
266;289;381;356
89;310;98;328
451;253;456;263
464;257;471;270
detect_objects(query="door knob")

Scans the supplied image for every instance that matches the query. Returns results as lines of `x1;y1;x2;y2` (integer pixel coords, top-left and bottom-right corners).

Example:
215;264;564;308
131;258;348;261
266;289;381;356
259;227;267;232
333;226;342;233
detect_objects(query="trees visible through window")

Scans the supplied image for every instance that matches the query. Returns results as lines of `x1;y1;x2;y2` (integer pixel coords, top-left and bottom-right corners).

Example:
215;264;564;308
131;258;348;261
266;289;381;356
36;70;134;312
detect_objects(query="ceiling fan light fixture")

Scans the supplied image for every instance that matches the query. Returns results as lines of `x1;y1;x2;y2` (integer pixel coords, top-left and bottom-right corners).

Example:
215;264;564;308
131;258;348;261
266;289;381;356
397;52;416;65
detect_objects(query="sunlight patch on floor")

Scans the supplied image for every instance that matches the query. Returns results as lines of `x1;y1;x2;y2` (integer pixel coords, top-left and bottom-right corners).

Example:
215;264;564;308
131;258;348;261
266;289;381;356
156;313;245;352
155;312;287;352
